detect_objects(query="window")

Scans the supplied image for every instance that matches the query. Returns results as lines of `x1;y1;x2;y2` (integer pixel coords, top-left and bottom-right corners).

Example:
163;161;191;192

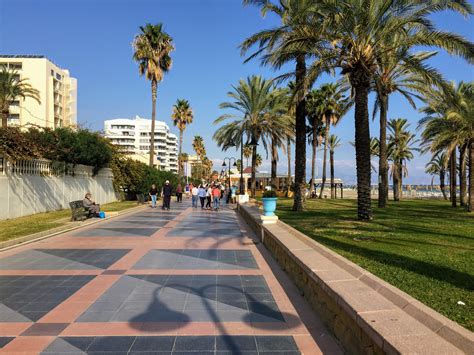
56;73;62;80
51;69;54;76
10;100;20;106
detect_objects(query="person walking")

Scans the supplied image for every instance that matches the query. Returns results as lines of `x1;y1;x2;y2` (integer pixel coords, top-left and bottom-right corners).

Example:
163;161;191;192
212;184;221;211
198;185;207;209
161;180;173;210
230;184;237;204
191;184;199;208
205;184;212;209
185;183;190;199
149;184;159;208
176;183;183;203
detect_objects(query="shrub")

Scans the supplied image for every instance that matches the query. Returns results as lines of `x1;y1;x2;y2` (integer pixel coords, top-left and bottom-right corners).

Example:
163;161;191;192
262;190;277;198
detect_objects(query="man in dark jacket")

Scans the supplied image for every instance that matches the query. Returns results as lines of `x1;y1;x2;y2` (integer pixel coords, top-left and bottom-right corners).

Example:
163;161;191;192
161;180;173;210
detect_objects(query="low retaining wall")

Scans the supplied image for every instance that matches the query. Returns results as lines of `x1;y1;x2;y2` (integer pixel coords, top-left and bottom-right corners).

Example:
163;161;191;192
0;165;118;220
237;203;473;354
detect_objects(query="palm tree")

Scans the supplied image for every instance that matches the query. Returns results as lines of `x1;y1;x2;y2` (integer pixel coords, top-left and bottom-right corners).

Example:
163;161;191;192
255;153;263;168
213;76;283;197
243;144;252;168
420;82;474;209
387;118;417;201
327;135;341;199
306;88;324;197
192;135;206;179
299;0;474;220
241;0;325;211
266;88;294;188
133;23;174;167
315;83;349;199
0;67;40;128
171;99;194;181
373;47;446;208
425;152;448;200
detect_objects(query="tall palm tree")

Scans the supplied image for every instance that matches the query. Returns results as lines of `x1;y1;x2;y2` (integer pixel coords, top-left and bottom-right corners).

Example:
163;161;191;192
133;23;174;167
192;135;206;179
387;118;417;201
420;81;474;209
171;99;194;181
315;83;349;199
327;135;341;199
266;88;293;188
425;152;448;200
255;153;263;168
243;144;252;168
299;0;474;220
373;47;445;208
213;76;284;197
0;67;40;128
241;0;325;211
306;88;324;197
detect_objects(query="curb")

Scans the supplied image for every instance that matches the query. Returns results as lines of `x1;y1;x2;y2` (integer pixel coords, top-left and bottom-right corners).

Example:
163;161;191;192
0;204;147;252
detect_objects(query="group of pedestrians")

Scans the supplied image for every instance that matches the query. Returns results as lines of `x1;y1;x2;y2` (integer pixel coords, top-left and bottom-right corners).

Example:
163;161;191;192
148;180;237;211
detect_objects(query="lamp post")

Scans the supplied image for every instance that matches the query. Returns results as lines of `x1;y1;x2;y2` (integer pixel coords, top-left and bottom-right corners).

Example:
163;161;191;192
222;157;237;190
247;136;259;198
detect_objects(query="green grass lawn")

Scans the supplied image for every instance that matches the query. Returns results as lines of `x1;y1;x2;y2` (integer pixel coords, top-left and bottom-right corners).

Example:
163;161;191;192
275;198;474;331
0;200;138;243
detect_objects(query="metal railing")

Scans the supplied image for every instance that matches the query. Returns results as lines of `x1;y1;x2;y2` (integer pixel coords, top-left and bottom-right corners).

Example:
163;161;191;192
0;156;74;176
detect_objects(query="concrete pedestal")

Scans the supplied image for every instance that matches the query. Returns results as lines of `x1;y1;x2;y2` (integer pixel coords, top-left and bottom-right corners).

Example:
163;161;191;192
260;215;278;225
237;194;249;204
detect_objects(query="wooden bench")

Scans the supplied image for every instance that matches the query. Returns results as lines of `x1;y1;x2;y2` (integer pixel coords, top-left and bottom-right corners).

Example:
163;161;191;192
69;200;93;221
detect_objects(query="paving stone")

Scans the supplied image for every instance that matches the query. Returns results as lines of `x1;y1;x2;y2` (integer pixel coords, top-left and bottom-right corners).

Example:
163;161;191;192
0;275;94;322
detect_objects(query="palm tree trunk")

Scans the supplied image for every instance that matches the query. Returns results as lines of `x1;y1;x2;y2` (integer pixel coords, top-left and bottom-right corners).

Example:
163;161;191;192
271;135;277;188
399;159;403;200
393;164;400;201
319;117;329;199
459;143;467;207
310;131;317;197
149;80;157;167
251;144;257;198
178;129;183;181
440;170;447;200
353;78;373;220
450;149;457;207
286;137;291;196
378;94;389;207
330;150;335;199
1;110;9;129
468;140;473;212
292;55;307;211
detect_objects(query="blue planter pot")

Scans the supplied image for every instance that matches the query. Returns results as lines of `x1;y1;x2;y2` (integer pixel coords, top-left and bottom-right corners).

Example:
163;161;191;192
262;197;278;216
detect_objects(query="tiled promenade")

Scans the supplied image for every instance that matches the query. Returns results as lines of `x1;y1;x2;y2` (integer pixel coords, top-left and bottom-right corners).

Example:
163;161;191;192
0;200;341;354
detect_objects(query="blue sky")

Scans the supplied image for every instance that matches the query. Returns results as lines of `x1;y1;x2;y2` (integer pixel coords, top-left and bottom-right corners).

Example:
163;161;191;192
1;0;473;184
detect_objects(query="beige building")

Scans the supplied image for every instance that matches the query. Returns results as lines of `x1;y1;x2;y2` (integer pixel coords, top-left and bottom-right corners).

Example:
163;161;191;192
0;55;77;128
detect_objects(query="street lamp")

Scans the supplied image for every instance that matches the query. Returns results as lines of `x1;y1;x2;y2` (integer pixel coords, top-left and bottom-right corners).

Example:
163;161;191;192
222;157;237;190
247;135;259;197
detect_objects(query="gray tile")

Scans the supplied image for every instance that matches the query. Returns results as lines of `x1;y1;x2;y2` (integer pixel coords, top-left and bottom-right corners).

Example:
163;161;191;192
130;336;175;351
256;336;299;351
72;228;158;237
87;336;135;352
173;336;214;351
0;275;94;322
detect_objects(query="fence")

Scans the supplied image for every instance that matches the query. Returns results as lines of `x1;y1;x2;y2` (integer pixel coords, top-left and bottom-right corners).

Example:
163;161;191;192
0;156;118;220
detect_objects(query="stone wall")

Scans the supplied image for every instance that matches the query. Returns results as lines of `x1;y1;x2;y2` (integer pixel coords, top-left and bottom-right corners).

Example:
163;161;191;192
237;203;473;354
0;165;118;220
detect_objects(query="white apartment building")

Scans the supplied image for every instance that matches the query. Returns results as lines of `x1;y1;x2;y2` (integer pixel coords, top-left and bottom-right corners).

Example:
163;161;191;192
0;55;77;128
104;116;178;172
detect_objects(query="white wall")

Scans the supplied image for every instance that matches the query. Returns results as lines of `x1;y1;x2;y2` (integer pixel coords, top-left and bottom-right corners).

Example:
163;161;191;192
0;165;118;220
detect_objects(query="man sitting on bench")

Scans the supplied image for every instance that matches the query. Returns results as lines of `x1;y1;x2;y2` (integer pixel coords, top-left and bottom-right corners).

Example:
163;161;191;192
83;192;100;217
